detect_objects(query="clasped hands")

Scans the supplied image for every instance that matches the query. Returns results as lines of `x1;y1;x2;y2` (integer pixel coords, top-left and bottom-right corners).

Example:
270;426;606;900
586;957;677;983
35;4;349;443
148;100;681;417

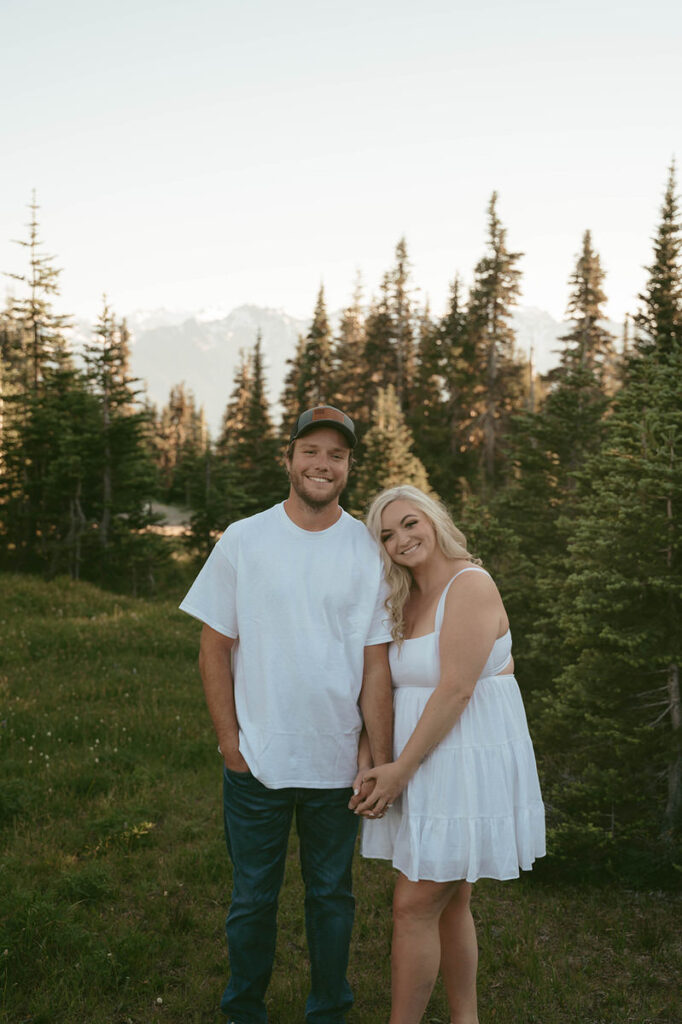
348;760;410;818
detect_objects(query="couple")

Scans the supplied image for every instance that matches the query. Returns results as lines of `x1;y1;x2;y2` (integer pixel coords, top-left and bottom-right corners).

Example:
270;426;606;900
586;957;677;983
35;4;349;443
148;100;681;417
180;404;545;1024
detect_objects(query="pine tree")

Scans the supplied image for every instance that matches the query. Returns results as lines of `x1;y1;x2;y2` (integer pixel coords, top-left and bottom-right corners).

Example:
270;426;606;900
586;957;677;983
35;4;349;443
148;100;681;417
534;180;682;875
363;239;418;415
408;303;452;497
214;335;285;522
330;273;369;426
4;192;71;389
298;284;334;406
0;199;77;570
464;193;524;494
438;275;479;499
82;299;159;582
279;334;307;440
363;273;395;411
552;230;616;389
536;348;682;874
488;234;614;697
238;331;287;513
351;385;431;514
390;237;417;411
635;162;682;359
155;383;206;501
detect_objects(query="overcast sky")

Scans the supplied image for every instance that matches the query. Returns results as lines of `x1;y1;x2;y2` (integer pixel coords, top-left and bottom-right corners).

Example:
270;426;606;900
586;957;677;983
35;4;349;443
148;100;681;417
2;0;680;325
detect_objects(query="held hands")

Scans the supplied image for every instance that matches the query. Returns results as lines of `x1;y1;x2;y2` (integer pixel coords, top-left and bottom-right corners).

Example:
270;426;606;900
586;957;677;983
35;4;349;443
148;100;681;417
353;760;410;817
348;767;376;813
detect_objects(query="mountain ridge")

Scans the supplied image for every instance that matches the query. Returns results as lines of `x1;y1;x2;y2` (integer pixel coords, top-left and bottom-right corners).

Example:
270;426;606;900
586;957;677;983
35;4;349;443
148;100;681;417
75;304;624;435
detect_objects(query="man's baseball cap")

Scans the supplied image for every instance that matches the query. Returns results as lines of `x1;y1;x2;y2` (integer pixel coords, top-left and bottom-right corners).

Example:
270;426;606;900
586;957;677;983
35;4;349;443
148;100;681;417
289;405;357;448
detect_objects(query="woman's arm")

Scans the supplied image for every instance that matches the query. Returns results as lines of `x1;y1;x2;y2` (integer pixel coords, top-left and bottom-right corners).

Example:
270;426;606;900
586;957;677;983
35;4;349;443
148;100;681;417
354;572;505;815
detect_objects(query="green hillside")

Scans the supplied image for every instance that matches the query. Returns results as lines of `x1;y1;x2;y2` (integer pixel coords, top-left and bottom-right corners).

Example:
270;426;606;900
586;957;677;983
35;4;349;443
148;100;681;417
1;573;679;1024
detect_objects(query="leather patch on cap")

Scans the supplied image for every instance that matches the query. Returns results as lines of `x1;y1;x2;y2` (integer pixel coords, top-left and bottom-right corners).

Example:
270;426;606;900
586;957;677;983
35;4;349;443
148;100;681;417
311;407;344;423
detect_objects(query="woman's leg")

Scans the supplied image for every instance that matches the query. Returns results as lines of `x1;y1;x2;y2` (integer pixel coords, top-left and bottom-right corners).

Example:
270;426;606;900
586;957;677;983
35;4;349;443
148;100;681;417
439;882;479;1024
389;874;460;1024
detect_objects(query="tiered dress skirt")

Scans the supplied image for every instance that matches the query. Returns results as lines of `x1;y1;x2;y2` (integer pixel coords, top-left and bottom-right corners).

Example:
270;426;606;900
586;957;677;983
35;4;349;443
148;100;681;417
361;673;546;883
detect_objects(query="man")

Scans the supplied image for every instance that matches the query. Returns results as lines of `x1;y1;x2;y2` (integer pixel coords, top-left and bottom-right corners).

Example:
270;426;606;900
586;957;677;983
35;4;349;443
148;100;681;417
180;404;392;1024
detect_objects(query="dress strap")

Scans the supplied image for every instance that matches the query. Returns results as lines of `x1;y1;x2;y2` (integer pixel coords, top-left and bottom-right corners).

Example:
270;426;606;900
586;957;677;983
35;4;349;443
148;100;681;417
434;567;490;634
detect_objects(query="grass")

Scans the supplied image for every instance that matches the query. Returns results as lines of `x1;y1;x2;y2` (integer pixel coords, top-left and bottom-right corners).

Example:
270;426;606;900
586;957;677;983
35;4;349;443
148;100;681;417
1;570;680;1024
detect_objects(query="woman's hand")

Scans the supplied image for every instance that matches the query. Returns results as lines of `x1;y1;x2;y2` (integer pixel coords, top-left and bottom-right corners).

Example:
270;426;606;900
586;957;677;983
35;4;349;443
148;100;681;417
348;767;375;811
353;760;411;817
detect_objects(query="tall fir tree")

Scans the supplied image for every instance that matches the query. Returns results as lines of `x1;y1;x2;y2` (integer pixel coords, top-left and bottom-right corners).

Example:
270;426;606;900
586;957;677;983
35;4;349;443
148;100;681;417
487;233;614;697
82;299;159;576
155;382;206;501
552;229;617;391
464;193;524;494
351;384;431;514
363;272;395;411
408;303;452;498
438;275;479;500
390;237;417;412
4;192;71;389
330;273;369;426
363;239;418;415
535;346;682;874
532;173;682;875
635;162;682;359
279;334;307;440
214;334;285;522
298;285;334;407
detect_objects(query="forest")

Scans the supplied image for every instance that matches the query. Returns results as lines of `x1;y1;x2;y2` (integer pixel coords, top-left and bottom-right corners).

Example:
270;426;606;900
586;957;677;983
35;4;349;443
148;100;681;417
1;169;680;882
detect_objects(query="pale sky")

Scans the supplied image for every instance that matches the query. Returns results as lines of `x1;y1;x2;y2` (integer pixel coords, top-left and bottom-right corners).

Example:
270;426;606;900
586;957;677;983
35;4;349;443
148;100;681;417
2;0;680;326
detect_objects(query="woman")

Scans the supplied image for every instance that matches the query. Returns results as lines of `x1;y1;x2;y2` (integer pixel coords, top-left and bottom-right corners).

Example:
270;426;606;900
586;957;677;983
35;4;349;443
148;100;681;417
356;485;545;1024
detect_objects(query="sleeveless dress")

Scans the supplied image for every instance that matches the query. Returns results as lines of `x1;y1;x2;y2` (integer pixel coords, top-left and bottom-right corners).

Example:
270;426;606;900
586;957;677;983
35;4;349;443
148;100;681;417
361;567;546;883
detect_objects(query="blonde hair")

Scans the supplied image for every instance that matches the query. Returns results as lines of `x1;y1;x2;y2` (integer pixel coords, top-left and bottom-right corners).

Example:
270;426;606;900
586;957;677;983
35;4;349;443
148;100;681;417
365;485;481;643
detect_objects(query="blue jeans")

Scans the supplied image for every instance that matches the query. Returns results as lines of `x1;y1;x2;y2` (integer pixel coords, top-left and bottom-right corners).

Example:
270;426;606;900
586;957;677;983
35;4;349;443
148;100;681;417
220;766;359;1023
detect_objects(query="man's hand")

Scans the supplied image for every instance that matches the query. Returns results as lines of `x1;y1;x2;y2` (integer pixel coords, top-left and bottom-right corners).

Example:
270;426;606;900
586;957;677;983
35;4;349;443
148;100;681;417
222;746;250;774
353;760;410;817
348;767;376;813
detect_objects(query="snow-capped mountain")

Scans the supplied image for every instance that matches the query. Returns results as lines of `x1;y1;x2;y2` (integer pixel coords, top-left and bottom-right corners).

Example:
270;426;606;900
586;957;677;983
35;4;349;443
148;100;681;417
73;304;623;436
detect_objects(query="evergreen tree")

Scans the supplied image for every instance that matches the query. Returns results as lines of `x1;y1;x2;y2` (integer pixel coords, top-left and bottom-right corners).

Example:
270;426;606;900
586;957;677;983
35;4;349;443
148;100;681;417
330;273;369;426
438;275;479;500
214;335;285;522
82;299;160;585
552;230;616;390
352;385;431;514
408;303;452;497
279;334;307;440
635;162;682;359
239;331;287;513
363;273;395;410
536;347;682;874
488;234;614;697
390;237;417;411
363;239;418;415
155;383;206;501
533;181;682;875
464;193;524;494
298;285;334;406
4;192;71;389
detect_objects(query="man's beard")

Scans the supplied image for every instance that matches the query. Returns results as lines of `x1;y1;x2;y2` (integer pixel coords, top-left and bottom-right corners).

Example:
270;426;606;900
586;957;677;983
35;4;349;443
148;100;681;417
287;467;348;511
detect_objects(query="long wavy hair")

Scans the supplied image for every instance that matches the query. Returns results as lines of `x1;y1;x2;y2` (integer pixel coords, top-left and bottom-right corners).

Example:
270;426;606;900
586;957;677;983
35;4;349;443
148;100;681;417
366;485;481;643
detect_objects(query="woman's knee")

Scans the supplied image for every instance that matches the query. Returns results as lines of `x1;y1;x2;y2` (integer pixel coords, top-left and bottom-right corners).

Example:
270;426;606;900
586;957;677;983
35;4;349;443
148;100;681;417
392;877;458;924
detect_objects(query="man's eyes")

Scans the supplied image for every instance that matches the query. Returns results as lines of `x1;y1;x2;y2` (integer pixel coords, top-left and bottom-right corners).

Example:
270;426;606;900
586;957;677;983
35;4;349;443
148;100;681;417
302;450;344;459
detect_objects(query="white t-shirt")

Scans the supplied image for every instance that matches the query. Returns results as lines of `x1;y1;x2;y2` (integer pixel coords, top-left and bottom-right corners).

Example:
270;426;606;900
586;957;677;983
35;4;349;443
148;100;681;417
180;502;391;789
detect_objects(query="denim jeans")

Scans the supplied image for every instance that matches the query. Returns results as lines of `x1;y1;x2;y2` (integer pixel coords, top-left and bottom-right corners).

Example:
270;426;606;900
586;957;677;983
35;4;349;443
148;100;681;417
220;766;359;1024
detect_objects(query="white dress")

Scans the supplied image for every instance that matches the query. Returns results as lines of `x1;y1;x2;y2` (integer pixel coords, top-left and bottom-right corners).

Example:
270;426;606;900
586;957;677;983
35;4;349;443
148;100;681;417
361;568;546;883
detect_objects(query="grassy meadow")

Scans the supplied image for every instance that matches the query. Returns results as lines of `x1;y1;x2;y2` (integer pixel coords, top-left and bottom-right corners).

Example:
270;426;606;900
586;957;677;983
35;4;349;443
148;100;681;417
1;570;680;1024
